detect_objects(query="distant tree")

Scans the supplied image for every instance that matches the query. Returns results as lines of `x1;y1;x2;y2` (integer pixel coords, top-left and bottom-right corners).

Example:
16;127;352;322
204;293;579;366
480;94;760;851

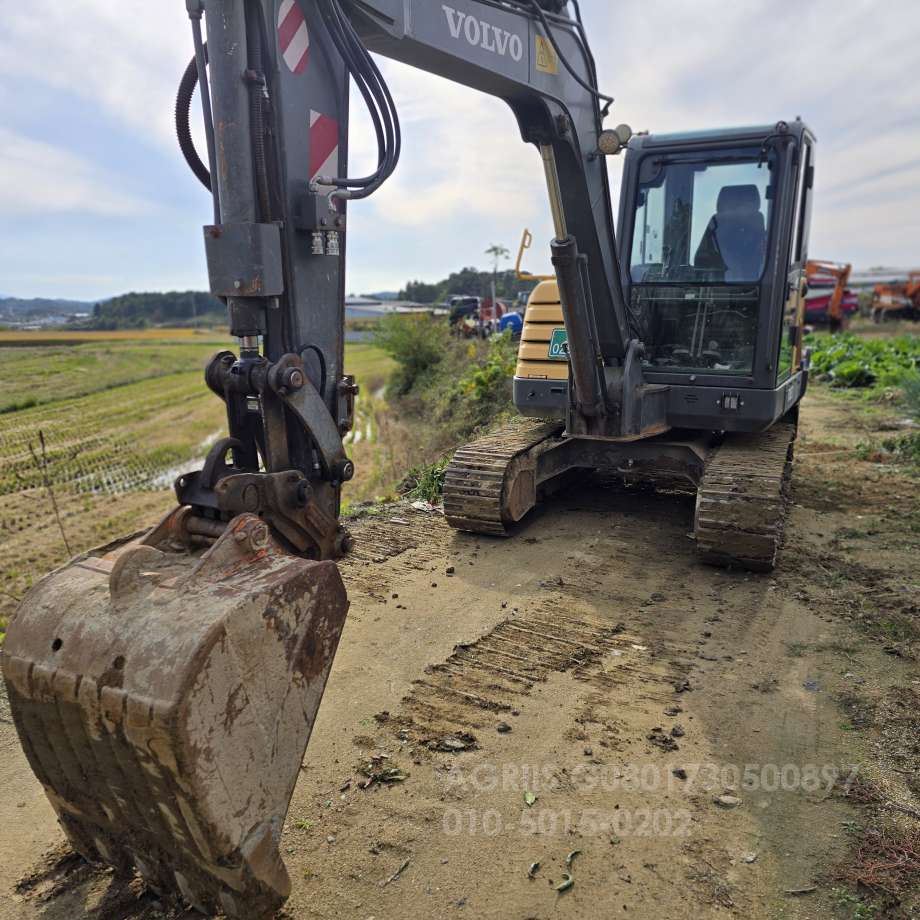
485;244;511;298
399;280;442;304
92;291;224;329
398;263;537;306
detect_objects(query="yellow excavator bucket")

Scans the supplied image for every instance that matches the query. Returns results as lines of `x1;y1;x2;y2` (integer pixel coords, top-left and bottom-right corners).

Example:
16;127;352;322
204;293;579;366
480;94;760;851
1;512;348;918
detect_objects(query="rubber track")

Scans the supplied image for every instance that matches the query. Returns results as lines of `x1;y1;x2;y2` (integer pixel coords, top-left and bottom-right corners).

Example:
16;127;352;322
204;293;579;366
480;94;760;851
694;420;797;571
443;419;563;535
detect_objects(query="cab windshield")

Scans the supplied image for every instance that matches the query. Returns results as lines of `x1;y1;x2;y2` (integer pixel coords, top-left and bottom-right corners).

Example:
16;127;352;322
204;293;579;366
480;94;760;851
629;150;776;375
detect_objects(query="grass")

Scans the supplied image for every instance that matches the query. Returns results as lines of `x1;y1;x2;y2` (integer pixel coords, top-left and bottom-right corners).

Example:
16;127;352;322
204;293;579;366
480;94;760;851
0;328;217;344
0;332;395;627
401;457;450;504
0;336;226;414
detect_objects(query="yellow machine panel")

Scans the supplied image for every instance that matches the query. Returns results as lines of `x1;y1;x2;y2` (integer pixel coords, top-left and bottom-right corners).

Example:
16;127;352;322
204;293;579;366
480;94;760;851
515;280;567;382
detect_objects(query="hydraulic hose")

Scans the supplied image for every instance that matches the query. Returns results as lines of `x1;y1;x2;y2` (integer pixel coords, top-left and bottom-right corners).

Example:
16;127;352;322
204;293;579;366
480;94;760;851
245;0;273;223
175;52;211;192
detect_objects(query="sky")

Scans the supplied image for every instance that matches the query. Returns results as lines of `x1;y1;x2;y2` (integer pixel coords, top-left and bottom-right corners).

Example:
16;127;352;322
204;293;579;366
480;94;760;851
1;1;918;302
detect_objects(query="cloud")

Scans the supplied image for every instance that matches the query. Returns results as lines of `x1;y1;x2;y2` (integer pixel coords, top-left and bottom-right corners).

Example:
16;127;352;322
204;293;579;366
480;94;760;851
1;0;919;299
358;63;547;228
0;129;153;217
0;5;191;151
586;0;920;268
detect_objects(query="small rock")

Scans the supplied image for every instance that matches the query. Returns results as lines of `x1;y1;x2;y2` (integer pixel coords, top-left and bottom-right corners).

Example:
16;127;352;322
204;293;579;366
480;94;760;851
647;728;679;752
673;679;692;693
431;733;477;753
496;721;512;734
431;582;438;588
670;724;685;739
583;746;593;756
672;768;688;781
446;566;455;575
715;794;742;809
742;852;758;864
327;835;336;843
664;706;682;717
391;593;398;599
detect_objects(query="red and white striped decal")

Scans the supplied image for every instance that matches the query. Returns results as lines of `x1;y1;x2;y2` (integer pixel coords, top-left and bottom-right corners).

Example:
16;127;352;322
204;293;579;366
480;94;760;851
309;111;339;184
278;0;310;74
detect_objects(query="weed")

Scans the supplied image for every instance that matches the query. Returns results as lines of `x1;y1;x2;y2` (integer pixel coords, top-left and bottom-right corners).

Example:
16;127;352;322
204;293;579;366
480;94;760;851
401;457;450;504
882;431;920;464
384;323;517;466
457;331;518;406
372;313;451;396
832;825;920;898
832;887;878;920
785;641;809;658
901;372;920;417
814;641;858;658
807;333;919;391
836;528;870;541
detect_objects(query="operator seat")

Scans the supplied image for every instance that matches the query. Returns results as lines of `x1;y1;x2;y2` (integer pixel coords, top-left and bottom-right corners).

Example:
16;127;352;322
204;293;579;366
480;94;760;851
694;184;766;281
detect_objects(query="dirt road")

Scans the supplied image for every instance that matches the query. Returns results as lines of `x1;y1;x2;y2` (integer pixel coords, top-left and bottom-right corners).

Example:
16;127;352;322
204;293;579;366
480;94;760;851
2;389;918;920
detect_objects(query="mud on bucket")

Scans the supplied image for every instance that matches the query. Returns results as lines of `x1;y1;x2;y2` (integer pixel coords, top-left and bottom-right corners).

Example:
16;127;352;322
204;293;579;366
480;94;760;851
1;512;349;918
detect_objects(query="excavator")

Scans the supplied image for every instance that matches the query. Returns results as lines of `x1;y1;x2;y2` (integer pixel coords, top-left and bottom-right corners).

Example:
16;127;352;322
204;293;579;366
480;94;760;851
872;271;920;322
1;1;816;917
804;259;853;331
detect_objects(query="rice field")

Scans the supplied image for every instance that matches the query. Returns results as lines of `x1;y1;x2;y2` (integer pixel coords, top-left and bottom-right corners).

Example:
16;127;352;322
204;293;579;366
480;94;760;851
0;330;394;627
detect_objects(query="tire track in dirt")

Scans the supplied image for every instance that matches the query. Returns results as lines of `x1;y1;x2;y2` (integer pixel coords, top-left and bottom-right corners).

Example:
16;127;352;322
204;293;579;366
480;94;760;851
4;396;917;920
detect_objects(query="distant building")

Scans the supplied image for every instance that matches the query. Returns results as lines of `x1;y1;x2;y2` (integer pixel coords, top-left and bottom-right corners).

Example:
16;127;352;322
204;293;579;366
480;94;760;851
344;296;447;320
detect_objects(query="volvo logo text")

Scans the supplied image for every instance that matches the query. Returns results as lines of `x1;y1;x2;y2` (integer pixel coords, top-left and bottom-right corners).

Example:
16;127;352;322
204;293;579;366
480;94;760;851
442;5;524;62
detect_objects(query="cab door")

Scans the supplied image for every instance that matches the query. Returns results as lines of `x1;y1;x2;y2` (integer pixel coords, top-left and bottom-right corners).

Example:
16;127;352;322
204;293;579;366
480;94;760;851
779;135;815;378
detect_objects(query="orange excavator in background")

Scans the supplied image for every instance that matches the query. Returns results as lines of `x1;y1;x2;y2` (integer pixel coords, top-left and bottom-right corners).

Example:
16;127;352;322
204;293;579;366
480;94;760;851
805;259;853;332
871;271;920;323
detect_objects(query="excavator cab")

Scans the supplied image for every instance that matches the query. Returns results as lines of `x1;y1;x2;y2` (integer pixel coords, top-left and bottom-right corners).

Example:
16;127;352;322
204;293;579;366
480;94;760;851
516;121;816;430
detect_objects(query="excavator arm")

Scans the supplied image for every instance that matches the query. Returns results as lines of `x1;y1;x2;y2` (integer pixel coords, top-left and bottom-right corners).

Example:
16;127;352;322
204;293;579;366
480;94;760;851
806;259;852;329
337;0;666;435
164;0;661;557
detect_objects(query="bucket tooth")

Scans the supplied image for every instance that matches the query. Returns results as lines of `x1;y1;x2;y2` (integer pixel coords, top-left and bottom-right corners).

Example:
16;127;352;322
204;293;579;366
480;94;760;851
1;512;349;918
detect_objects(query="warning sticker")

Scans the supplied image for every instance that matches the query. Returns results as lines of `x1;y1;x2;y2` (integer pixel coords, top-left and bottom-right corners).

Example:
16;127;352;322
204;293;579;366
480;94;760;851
278;0;310;74
535;35;558;75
